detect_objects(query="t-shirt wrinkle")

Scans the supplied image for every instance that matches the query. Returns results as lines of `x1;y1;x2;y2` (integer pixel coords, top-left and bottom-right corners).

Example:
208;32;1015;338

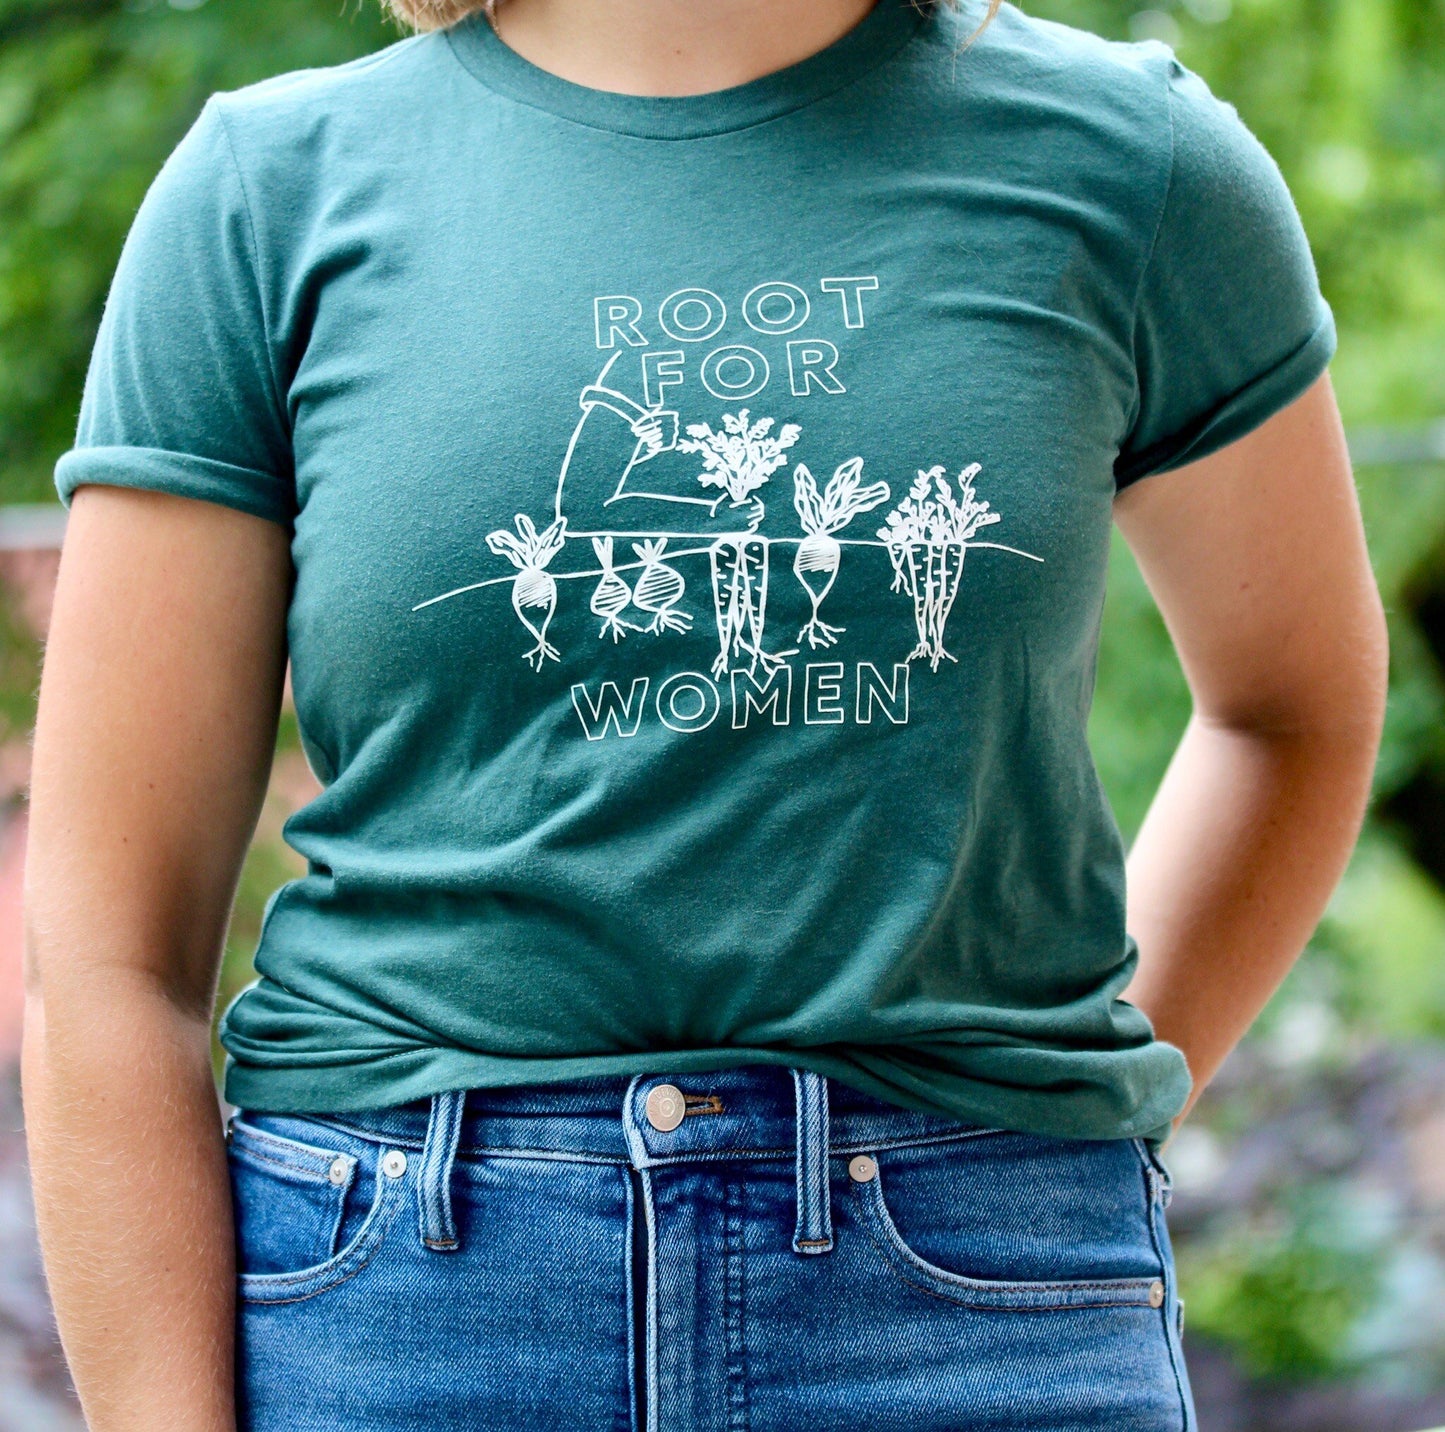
1123;54;1180;457
210;101;290;453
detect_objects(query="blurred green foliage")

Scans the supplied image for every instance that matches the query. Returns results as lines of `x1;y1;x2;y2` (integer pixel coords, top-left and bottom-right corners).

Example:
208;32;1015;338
0;577;42;737
1031;0;1445;425
1;0;1443;1396
0;0;395;506
1184;1221;1379;1379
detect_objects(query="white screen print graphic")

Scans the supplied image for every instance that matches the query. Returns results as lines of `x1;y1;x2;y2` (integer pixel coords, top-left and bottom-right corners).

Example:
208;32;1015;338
412;277;1045;728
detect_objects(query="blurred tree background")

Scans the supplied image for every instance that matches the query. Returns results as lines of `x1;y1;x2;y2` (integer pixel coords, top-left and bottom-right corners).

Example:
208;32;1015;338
1;0;1443;1425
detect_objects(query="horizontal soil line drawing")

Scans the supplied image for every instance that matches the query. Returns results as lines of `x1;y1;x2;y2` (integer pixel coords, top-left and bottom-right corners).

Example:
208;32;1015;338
414;384;1044;680
411;537;1041;611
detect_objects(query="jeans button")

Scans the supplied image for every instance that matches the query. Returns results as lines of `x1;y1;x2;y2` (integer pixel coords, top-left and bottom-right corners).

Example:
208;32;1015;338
645;1084;685;1132
848;1155;877;1183
381;1149;408;1179
1149;1280;1166;1308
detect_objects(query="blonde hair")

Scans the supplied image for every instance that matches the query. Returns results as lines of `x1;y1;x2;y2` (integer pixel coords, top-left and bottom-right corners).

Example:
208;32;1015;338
385;0;1003;42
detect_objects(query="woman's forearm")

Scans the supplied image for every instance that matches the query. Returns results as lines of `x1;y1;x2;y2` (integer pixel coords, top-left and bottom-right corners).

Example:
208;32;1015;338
17;493;290;1427
23;973;237;1431
1121;710;1382;1122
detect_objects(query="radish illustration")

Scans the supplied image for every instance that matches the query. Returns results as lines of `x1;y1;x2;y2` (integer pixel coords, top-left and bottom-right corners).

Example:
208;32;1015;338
791;457;890;648
630;538;692;633
486;513;569;670
589;536;643;641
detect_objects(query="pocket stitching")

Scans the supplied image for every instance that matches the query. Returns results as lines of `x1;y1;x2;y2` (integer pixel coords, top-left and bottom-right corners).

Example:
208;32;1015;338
237;1159;405;1305
228;1141;347;1184
228;1118;355;1181
855;1161;1164;1311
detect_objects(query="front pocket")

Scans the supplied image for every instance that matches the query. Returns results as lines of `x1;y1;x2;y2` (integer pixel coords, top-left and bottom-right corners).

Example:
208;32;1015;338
849;1144;1167;1312
228;1116;409;1306
228;1118;359;1276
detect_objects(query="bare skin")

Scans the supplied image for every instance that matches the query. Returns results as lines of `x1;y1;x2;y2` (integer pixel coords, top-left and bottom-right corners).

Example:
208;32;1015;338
1114;374;1387;1121
22;1;1386;1426
487;0;879;95
24;490;291;1431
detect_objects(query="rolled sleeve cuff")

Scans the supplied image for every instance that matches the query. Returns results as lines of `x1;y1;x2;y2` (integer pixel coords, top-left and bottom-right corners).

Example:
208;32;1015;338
55;445;296;529
1115;307;1339;490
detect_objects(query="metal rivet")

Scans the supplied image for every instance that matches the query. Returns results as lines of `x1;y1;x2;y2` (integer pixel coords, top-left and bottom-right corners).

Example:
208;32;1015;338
381;1150;408;1179
848;1155;878;1183
645;1084;686;1133
327;1157;349;1186
1149;1280;1166;1308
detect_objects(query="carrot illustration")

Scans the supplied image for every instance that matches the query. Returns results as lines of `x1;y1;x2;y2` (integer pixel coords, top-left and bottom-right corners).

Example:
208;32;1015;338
589;536;643;641
877;464;999;671
630;538;692;634
486;513;568;670
791;457;890;648
677;409;800;676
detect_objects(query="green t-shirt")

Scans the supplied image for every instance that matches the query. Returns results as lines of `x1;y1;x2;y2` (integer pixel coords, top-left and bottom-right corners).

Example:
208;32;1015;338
57;0;1335;1143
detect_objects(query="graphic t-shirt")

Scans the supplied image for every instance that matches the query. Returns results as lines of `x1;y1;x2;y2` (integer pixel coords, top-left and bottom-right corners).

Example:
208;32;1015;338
57;0;1336;1144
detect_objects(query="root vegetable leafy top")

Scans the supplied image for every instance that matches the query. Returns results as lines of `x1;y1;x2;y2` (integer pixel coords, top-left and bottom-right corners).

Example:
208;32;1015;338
792;457;891;649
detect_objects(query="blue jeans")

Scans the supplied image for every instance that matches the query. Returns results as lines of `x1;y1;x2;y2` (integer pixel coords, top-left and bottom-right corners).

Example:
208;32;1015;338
228;1065;1196;1430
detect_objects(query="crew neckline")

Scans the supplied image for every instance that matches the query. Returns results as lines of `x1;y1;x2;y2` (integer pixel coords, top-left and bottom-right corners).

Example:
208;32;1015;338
444;0;934;139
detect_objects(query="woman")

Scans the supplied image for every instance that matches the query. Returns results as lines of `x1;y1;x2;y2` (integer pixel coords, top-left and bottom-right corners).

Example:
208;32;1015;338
22;0;1387;1427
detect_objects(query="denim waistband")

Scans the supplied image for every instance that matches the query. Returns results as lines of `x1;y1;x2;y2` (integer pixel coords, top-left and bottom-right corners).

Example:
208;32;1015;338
240;1065;1012;1264
280;1064;1001;1166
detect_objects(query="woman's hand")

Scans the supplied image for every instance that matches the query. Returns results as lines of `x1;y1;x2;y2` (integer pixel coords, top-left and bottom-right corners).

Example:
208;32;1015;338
22;485;292;1430
1112;373;1388;1128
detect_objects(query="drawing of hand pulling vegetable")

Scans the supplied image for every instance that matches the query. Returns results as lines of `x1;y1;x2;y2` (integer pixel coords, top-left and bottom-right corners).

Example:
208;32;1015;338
553;352;747;537
677;410;800;677
630;539;692;634
589;536;646;642
486;513;569;670
878;464;1000;672
625;407;678;462
791;457;891;649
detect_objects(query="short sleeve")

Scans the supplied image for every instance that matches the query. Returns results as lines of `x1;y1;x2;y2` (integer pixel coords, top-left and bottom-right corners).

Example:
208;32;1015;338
1114;59;1337;489
54;98;296;528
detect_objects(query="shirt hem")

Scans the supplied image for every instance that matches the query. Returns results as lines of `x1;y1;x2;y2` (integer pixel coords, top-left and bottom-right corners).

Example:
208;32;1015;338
221;1041;1191;1147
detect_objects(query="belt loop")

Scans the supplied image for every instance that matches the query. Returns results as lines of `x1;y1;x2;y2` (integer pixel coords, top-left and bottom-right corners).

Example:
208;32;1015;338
417;1089;467;1252
791;1068;834;1255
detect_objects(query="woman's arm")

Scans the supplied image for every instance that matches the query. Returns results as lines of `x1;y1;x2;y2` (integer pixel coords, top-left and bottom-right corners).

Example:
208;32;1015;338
22;486;292;1431
1113;373;1388;1125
